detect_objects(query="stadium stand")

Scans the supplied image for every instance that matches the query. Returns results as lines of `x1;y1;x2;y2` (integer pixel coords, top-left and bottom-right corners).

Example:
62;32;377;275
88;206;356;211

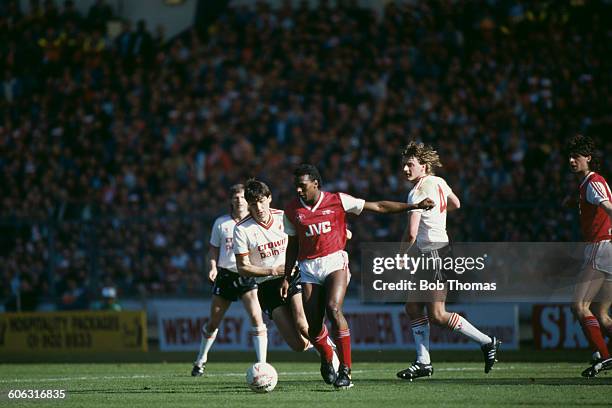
1;0;610;306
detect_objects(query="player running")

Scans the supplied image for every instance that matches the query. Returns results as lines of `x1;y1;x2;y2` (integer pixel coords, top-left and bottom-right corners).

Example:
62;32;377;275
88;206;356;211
234;178;340;372
281;164;435;389
566;134;612;377
396;141;501;381
192;184;266;376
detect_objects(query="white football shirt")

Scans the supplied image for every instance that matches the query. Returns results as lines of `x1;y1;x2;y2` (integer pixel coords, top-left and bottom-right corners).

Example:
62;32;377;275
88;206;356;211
407;175;452;251
209;214;240;272
233;209;287;283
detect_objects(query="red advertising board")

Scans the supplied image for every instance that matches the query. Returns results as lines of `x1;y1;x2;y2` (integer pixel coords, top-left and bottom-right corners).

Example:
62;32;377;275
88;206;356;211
158;300;518;351
532;304;592;349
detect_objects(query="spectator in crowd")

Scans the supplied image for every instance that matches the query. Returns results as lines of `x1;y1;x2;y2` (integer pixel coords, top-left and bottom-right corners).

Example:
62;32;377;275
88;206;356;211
0;0;610;298
57;276;89;310
92;285;122;311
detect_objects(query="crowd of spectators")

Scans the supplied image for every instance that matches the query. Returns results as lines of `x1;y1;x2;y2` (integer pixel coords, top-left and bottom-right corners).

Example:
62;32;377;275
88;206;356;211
1;0;611;307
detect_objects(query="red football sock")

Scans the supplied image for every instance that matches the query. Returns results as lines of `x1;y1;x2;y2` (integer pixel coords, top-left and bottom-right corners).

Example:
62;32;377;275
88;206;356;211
582;316;610;359
312;325;334;362
334;329;352;369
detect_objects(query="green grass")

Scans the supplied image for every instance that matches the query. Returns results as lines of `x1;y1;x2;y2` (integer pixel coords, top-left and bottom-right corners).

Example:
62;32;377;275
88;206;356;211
1;355;611;407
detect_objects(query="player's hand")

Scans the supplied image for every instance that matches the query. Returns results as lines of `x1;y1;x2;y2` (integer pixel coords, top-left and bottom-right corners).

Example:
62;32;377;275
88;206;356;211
280;279;289;300
271;265;285;276
417;198;435;210
346;229;352;240
561;195;576;208
208;268;217;284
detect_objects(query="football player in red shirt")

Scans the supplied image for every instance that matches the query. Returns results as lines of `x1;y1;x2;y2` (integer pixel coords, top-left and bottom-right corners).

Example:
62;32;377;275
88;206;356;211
280;164;434;389
567;134;612;377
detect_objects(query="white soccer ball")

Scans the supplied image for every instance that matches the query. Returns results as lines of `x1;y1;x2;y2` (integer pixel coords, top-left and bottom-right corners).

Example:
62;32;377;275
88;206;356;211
246;362;278;393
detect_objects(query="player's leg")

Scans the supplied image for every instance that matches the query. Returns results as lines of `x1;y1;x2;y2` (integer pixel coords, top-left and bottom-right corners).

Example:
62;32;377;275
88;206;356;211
193;269;238;376
259;277;310;352
271;303;309;352
429;300;500;373
589;299;611;363
324;267;353;388
572;266;609;358
288;292;310;342
285;268;311;345
594;302;612;337
430;300;491;345
192;294;232;376
302;281;336;384
592;281;612;341
593;285;612;371
405;302;430;366
397;302;434;381
241;288;268;363
572;263;612;376
289;291;341;370
426;243;501;374
302;283;326;347
591;242;612;370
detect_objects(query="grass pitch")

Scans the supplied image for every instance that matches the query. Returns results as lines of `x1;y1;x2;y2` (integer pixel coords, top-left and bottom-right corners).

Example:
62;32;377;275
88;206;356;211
1;353;611;407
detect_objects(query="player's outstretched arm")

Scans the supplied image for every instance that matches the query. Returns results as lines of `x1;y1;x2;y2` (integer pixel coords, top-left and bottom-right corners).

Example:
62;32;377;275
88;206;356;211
236;254;284;278
281;236;299;299
363;198;435;213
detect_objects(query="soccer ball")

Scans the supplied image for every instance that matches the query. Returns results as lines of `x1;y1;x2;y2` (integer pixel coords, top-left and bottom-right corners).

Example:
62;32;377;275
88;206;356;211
246;362;278;393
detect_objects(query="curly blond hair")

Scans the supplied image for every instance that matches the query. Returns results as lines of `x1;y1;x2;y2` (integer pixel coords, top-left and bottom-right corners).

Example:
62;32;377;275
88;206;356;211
401;141;443;175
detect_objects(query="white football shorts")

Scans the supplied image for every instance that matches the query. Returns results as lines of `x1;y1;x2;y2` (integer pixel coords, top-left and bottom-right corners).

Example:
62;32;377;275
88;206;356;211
299;250;351;286
582;240;612;280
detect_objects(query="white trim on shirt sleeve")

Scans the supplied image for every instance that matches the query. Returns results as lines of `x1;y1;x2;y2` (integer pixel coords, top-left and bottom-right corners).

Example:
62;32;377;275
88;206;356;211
339;193;365;215
586;181;610;206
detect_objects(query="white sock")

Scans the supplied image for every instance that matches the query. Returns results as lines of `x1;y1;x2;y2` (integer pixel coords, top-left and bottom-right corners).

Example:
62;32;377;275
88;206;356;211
448;312;491;345
194;326;218;366
251;325;267;363
411;316;431;364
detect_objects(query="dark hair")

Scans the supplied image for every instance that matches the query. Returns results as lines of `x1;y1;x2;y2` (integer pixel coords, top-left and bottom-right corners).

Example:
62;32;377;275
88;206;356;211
294;164;322;187
566;134;599;170
566;134;594;157
244;179;271;203
229;184;244;196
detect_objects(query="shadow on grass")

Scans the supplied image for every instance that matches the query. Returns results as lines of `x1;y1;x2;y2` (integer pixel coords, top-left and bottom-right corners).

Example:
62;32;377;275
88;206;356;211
69;387;253;395
66;376;612;396
359;377;612;386
67;380;337;395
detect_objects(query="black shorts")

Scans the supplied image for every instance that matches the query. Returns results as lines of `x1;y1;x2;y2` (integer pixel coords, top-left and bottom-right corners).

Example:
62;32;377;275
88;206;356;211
416;245;453;283
257;271;302;319
212;268;257;301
